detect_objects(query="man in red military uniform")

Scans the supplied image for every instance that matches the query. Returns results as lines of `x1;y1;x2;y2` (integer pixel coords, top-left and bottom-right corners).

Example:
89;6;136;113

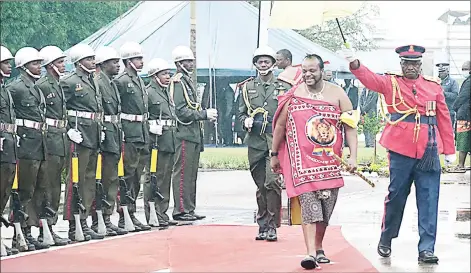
341;44;456;263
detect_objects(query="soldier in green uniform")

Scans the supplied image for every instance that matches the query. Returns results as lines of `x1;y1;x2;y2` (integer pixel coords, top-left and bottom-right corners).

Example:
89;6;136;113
436;63;459;130
143;58;178;227
0;46;19;256
8;47;50;250
92;46;128;236
113;41;151;231
238;46;292;241
61;43;104;241
34;46;71;246
169;45;218;221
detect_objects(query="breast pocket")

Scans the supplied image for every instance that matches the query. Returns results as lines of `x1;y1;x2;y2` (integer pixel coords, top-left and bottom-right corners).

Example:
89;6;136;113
247;91;260;107
74;91;89;99
21;97;39;108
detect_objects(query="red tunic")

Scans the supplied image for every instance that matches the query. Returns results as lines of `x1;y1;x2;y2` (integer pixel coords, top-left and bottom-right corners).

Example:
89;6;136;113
350;63;455;159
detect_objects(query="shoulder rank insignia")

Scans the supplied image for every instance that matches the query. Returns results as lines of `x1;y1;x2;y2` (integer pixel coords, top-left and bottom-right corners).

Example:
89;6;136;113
171;72;183;82
237;77;254;88
75;83;83;91
423;75;441;85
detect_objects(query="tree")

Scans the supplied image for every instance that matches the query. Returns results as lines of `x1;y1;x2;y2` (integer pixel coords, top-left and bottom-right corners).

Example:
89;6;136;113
0;1;137;54
247;1;380;52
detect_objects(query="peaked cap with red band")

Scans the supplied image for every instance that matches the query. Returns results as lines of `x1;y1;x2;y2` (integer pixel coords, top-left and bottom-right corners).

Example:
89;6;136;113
395;45;425;61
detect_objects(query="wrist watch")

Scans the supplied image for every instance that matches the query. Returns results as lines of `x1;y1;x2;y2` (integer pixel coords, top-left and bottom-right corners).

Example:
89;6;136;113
270;151;279;157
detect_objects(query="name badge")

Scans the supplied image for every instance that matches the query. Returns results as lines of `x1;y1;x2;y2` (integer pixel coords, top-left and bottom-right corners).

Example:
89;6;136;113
248;89;257;94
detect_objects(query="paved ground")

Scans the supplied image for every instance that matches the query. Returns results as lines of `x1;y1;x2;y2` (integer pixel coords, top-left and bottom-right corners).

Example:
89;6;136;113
1;170;470;272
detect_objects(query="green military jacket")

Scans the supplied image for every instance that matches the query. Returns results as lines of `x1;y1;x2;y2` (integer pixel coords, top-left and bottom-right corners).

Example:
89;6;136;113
8;73;47;160
0;81;17;163
237;75;291;151
169;72;206;144
114;67;149;144
36;72;68;157
97;71;121;155
61;69;103;150
146;80;176;153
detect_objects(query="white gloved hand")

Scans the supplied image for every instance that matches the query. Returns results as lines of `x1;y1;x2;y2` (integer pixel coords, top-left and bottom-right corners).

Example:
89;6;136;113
16;135;20;147
101;131;105;142
206;108;218;120
67;129;83;144
341;45;357;63
244;117;254;129
150;124;163;136
444;154;456;165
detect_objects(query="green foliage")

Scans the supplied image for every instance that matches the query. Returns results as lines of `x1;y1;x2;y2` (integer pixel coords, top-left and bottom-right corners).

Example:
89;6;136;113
247;1;380;52
0;1;137;53
358;112;384;136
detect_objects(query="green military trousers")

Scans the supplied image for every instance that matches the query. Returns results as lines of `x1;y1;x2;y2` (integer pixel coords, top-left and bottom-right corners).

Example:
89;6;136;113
116;142;149;214
101;151;120;215
143;150;175;223
172;139;201;216
248;147;282;230
0;163;15;214
63;143;98;220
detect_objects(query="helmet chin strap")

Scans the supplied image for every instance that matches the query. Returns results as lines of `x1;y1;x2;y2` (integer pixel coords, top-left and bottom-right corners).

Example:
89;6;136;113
51;64;65;78
130;62;142;73
0;70;10;78
257;65;275;76
178;62;193;75
22;67;40;79
154;76;168;88
79;63;95;74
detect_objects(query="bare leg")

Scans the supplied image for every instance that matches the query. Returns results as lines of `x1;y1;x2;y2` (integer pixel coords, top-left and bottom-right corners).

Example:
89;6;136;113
315;222;327;250
458;151;467;168
302;223;317;256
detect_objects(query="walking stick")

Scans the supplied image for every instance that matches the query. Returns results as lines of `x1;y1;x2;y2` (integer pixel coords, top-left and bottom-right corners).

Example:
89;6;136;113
332;154;375;188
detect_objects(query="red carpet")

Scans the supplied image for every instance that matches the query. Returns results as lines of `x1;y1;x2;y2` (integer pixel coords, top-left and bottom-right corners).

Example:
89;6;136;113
0;225;377;272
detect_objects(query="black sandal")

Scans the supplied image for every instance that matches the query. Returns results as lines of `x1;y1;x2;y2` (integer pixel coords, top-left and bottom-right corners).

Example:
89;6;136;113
316;250;331;263
301;255;319;270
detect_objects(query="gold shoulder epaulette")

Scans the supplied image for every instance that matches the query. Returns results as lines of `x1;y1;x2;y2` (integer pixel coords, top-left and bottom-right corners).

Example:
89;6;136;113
423;75;441;85
237;77;254;88
171;72;183;82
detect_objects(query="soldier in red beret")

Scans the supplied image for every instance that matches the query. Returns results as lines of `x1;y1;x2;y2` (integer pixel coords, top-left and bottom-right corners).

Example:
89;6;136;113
341;44;456;263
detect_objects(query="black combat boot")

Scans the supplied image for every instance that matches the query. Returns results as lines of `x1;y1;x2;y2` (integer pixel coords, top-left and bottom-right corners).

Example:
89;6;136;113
38;225;69;246
118;212;142;232
80;219;104;240
12;228;35;251
24;226;49;250
91;213;117;237
130;213;151;231
68;220;91;242
104;215;127;235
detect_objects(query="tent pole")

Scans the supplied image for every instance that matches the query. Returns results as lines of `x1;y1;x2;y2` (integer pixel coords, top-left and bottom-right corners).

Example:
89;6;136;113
190;0;197;84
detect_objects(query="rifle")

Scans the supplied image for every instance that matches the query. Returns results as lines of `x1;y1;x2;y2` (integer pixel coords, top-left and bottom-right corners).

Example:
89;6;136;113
38;193;56;246
95;152;110;236
11;163;28;252
148;105;164;227
118;137;135;232
71;115;86;241
0;215;8;256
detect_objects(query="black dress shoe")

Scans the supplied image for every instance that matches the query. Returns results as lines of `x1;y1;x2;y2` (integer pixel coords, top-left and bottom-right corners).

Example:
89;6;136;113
418;251;439;264
377;243;391;257
167;220;178;226
173;214;197;221
190;213;206;220
255;231;267;240
266;228;277;242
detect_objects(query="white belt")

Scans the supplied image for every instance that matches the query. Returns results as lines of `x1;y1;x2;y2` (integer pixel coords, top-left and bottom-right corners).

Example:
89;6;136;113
67;110;102;120
46;118;67;128
15;119;45;130
0;123;17;133
149;119;176;127
120;113;147;122
104;115;120;123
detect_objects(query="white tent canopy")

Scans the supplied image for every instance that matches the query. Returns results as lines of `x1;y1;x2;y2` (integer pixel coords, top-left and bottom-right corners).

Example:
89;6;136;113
66;1;350;77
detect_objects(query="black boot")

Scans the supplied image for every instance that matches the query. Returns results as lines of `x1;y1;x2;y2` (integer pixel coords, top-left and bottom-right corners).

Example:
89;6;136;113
80;219;104;240
68;220;91;242
105;215;127;236
24;226;49;250
118;212;142;232
130;213;151;231
38;225;69;246
12;227;35;251
5;244;19;256
91;213;117;237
